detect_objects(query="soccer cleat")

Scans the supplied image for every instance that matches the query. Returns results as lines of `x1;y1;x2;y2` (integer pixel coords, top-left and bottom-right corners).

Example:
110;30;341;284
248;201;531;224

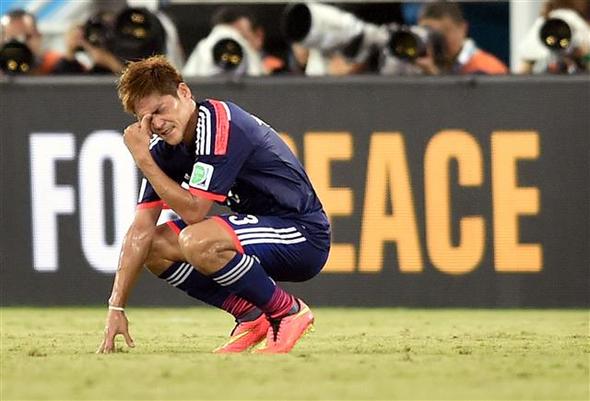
254;299;314;354
212;313;270;353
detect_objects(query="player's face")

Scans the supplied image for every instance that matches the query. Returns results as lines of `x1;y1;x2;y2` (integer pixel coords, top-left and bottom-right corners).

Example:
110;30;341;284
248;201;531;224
134;83;195;146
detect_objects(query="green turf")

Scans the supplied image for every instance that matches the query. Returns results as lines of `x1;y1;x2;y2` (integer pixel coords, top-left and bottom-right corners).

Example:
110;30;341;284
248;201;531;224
1;307;588;400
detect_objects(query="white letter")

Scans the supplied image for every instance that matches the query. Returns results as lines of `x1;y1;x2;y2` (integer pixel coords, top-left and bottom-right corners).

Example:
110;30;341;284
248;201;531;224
79;131;137;273
29;133;76;271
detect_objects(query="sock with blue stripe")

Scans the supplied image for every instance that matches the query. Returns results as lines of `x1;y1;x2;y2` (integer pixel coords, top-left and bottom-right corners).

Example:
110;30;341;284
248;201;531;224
158;261;260;321
210;253;296;318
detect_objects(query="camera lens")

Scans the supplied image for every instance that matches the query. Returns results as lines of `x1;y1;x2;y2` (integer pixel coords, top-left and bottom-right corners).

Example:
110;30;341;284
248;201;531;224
83;11;115;48
212;38;243;71
540;18;572;50
389;29;424;61
112;7;166;61
281;3;312;43
0;40;34;74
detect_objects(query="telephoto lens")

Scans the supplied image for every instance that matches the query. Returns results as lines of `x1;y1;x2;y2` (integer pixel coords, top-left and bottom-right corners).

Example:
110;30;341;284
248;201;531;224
388;26;429;60
540;18;572;51
0;39;34;74
388;25;446;64
83;11;115;48
112;7;166;62
212;38;244;71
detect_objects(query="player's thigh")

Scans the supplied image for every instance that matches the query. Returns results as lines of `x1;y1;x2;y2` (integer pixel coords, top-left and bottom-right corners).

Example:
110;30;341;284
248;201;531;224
213;214;329;282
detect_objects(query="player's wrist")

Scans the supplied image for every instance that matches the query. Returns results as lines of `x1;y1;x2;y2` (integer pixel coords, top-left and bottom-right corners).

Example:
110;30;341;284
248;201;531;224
108;304;125;312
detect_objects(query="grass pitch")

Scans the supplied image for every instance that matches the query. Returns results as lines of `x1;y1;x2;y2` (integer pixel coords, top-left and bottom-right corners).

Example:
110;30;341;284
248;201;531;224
1;307;588;400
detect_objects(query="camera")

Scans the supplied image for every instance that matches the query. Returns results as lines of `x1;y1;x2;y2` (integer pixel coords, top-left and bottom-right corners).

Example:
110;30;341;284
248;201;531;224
538;9;590;73
281;3;389;64
0;39;34;74
212;38;244;71
388;25;445;63
281;3;447;74
111;7;166;62
540;18;572;51
81;7;166;62
82;11;115;49
183;23;265;76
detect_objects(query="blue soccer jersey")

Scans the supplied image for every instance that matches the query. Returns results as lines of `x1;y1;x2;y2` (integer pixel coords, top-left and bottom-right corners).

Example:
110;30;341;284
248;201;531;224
137;99;330;245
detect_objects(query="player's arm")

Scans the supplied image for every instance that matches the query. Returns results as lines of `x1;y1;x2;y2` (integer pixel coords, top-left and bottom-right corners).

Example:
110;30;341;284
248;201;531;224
135;155;213;224
97;206;161;354
123;114;213;224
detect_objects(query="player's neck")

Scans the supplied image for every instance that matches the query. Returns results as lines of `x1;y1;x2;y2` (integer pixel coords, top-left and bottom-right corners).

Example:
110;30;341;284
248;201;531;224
182;103;198;145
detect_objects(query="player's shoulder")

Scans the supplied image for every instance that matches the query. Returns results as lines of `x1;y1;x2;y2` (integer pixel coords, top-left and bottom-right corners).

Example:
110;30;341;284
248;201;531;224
195;99;235;156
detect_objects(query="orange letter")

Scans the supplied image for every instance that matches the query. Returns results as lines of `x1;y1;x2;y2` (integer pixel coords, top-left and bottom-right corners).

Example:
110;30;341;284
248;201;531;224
359;133;423;272
492;131;542;272
424;130;485;274
305;132;355;272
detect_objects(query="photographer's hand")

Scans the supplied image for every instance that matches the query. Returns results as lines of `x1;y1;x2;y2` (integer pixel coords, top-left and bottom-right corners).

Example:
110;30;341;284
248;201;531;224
415;46;440;75
64;25;84;61
81;39;124;73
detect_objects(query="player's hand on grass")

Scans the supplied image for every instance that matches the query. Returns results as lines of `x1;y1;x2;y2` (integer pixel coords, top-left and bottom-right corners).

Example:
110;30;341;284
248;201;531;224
123;114;153;162
97;309;135;354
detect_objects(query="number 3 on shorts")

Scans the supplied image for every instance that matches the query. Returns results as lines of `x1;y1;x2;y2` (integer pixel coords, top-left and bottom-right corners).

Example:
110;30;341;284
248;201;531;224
228;215;259;226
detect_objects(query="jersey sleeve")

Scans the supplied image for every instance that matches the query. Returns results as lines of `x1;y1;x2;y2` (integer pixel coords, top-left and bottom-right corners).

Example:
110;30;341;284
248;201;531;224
136;136;176;209
188;100;254;202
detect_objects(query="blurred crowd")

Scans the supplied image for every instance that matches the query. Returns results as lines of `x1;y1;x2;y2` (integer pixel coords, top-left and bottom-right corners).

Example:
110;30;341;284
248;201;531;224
1;0;588;77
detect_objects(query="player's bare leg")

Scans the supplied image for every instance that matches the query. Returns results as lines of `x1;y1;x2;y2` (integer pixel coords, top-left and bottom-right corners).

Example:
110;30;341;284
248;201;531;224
144;221;268;352
143;223;185;276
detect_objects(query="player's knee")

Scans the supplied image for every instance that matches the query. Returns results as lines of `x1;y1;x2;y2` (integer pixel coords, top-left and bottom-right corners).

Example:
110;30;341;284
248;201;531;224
143;227;182;276
178;225;227;273
178;226;207;262
144;234;167;273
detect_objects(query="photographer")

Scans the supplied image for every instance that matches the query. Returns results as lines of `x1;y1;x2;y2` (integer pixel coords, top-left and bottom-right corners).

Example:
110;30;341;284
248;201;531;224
0;9;62;75
53;12;124;75
517;0;590;74
52;7;168;75
183;6;267;77
388;1;507;75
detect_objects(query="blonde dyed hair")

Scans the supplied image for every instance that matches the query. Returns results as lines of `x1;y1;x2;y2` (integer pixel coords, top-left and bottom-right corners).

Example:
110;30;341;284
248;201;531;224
117;55;183;115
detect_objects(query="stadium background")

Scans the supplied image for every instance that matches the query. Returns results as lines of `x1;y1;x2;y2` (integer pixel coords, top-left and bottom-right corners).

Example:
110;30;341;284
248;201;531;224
0;1;588;307
1;75;588;308
1;2;589;401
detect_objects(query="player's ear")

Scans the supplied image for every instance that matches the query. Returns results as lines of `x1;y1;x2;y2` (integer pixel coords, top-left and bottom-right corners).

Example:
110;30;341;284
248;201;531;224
177;82;192;100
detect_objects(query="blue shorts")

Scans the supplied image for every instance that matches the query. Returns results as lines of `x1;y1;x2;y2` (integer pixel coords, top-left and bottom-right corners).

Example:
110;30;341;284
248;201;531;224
168;213;330;282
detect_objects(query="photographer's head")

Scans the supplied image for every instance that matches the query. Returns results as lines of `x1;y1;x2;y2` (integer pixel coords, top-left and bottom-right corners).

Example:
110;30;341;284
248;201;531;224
418;2;467;63
1;9;42;58
211;6;264;52
542;0;589;18
118;55;196;146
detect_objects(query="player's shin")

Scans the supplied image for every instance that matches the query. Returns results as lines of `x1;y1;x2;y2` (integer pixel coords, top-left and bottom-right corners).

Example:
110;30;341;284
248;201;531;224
158;261;260;321
209;253;297;318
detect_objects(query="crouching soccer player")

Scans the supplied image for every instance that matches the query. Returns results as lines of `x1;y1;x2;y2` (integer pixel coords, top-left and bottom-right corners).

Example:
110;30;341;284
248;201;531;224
96;55;330;354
